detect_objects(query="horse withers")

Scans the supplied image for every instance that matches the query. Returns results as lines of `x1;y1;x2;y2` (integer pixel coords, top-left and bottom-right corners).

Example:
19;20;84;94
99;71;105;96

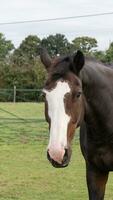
40;48;113;200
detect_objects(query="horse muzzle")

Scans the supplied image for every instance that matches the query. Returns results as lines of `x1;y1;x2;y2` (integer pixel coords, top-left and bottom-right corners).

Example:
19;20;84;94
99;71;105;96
47;148;72;168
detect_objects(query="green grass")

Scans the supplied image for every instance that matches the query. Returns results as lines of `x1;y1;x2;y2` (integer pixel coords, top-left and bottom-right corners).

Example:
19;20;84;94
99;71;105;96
0;103;113;200
0;103;48;144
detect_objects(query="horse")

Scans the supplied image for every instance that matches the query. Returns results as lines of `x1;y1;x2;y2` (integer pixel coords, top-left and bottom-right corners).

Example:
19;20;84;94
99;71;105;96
40;48;113;200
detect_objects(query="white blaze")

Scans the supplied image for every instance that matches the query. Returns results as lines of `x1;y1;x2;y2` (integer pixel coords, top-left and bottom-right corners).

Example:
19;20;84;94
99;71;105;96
44;81;70;163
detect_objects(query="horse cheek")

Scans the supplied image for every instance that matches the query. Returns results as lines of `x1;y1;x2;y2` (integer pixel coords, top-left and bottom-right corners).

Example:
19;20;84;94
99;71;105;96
67;121;77;145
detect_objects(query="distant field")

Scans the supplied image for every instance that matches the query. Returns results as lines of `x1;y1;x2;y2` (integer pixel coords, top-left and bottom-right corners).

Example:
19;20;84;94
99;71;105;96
0;103;113;200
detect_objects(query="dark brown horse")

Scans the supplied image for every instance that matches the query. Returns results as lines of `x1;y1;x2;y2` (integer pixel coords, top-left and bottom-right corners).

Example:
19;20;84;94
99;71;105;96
40;48;113;200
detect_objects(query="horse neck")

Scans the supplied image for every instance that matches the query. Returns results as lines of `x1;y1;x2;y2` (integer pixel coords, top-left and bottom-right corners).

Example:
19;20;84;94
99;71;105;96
80;59;112;89
80;60;113;129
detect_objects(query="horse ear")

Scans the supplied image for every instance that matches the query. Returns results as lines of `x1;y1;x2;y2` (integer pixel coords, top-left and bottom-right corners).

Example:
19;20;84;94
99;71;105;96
40;48;52;72
73;50;85;74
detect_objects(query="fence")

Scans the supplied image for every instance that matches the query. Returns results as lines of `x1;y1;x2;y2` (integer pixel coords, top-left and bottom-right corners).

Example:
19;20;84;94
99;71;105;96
0;86;43;102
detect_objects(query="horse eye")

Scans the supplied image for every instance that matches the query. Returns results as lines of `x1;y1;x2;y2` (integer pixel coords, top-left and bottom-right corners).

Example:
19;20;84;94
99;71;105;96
76;91;82;98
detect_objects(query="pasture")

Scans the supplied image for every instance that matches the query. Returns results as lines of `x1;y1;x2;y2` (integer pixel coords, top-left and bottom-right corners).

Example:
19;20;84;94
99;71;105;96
0;103;113;200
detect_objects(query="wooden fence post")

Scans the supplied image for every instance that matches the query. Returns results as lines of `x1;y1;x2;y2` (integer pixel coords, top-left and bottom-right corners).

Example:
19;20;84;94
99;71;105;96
13;85;16;103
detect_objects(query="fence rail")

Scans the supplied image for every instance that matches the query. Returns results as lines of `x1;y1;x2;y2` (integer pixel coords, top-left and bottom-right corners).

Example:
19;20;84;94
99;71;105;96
0;87;43;102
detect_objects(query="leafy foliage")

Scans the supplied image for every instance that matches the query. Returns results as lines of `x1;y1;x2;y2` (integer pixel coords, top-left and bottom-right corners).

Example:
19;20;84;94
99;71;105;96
0;33;14;61
105;42;113;63
41;34;72;56
12;35;41;66
92;51;106;63
0;32;113;101
72;36;98;54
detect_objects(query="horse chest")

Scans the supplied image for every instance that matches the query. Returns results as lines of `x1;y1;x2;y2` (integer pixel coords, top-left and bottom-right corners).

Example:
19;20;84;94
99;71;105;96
80;121;113;171
87;129;113;171
88;145;113;171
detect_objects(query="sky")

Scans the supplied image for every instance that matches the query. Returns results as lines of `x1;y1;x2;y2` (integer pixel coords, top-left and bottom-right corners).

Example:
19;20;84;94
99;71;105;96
0;0;113;50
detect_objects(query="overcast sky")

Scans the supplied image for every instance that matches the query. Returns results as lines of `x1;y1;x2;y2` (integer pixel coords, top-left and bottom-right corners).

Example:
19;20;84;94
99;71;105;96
0;0;113;50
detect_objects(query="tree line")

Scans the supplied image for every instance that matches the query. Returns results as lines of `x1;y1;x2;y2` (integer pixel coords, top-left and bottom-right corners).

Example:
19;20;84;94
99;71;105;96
0;32;113;101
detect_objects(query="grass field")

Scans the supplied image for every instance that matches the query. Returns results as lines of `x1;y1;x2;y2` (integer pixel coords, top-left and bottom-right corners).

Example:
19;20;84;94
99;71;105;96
0;103;113;200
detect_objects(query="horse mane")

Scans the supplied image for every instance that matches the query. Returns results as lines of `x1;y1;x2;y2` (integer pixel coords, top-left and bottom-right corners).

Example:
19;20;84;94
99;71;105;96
50;54;113;85
81;57;113;87
51;56;73;80
85;56;113;68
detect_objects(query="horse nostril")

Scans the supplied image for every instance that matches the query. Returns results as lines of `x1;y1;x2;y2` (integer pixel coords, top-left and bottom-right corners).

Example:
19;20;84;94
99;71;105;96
47;149;69;168
47;149;68;163
63;149;68;163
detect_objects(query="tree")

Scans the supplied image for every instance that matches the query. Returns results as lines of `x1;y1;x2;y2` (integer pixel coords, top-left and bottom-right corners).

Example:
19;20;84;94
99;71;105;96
3;35;46;101
0;33;14;61
72;36;98;54
0;57;46;101
93;50;106;63
41;34;71;56
105;42;113;63
12;35;41;66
